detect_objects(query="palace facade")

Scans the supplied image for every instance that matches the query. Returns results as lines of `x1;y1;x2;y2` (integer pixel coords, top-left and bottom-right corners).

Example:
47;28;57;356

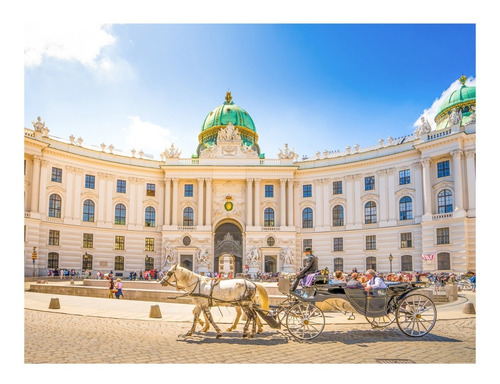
24;79;476;277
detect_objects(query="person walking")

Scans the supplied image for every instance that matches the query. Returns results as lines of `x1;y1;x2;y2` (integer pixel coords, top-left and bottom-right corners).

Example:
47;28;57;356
108;278;115;298
115;278;124;299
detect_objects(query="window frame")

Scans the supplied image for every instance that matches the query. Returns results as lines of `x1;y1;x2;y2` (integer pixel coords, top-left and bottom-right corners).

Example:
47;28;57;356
400;232;412;248
437;160;450;178
48;252;59;269
365;235;376;250
399;169;411;185
145;237;155;251
145;256;155;270
184;184;194;197
332;205;344;226
366;256;377;271
115;235;125;251
438;189;453;213
114;203;126;225
333;257;344;272
437;227;450;245
116;179;127;193
48;230;60;246
264;207;275;227
364;201;377;224
85;174;95;189
145;206;156;227
83;233;93;248
302;184;312;198
333;237;343;252
303;239;312;252
302;207;313;228
114;256;125;271
264;185;274;198
183;207;194;226
51;167;62;183
82;199;95;222
332;181;343;195
48;194;62;218
146;183;156;196
399;196;413;221
364;176;375;191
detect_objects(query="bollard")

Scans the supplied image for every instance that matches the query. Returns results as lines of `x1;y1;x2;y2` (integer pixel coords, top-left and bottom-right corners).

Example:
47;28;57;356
149;304;162;318
70;280;75;285
463;302;476;314
49;298;61;309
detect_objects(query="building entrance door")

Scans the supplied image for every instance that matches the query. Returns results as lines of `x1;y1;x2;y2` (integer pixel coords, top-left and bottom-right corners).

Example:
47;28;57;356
264;255;277;273
214;222;242;274
180;254;193;271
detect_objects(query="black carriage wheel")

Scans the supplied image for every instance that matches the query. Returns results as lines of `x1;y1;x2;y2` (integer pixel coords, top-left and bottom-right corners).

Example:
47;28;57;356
396;294;437;337
365;312;396;328
286;302;325;341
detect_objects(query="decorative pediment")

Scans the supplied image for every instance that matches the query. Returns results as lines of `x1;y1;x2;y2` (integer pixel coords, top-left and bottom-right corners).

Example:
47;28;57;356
395;187;416;198
199;123;258;159
360;193;379;204
432;180;454;191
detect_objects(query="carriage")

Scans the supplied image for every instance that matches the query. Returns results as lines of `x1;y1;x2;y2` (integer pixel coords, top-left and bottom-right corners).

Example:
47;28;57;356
254;275;437;341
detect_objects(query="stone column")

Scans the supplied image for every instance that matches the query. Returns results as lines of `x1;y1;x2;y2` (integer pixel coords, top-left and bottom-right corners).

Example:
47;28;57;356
164;178;171;226
451;150;464;211
421;158;432;216
465;150;476;213
323;179;330;226
377;170;387;223
246;178;253;226
345;175;355;226
136;179;145;226
38;159;49;215
65;167;74;219
287;179;294;227
97;172;107;222
280;178;286;227
386;168;396;222
412;162;424;218
353;175;362;224
30;155;41;213
129;178;137;225
172;178;179;226
197;178;204;226
105;175;113;224
71;168;83;220
205;178;212;226
254;178;261;227
315;179;323;228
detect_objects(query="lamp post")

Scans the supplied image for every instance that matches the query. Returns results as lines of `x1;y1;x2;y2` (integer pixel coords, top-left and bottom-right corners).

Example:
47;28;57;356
389;253;393;274
31;247;38;277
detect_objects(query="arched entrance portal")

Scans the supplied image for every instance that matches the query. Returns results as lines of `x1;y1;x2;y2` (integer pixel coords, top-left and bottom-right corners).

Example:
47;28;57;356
214;222;243;274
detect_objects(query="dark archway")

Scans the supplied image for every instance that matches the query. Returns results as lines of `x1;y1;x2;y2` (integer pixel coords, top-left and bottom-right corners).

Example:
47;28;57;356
214;222;243;274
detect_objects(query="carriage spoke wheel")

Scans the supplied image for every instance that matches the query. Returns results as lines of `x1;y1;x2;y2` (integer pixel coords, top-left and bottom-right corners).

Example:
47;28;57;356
396;294;437;337
286;302;325;340
366;312;396;328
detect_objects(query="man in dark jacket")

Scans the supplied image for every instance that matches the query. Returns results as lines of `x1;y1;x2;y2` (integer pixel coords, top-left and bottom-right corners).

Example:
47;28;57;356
291;248;318;291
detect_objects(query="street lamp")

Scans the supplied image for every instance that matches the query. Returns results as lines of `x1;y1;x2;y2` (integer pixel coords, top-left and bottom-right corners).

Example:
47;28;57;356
389;253;393;274
31;247;38;277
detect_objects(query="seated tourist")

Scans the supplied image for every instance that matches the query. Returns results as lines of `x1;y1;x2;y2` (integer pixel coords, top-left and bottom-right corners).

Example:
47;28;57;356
330;270;346;284
363;269;387;292
346;272;364;289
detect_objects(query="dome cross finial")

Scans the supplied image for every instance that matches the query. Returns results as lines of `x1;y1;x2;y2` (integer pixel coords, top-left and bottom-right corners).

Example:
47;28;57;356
225;91;232;104
459;75;467;86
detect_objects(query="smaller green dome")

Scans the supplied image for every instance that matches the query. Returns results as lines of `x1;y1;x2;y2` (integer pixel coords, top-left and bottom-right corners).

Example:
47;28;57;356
435;76;476;122
201;93;256;133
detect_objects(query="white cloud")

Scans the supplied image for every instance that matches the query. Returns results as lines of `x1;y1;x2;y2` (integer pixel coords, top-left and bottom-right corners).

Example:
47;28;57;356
124;116;178;158
413;76;476;129
24;24;115;67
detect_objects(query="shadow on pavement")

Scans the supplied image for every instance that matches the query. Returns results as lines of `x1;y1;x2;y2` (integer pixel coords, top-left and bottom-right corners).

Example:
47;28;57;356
177;330;291;345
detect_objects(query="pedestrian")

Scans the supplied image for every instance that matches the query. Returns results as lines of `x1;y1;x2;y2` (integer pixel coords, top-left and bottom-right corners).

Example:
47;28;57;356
108;278;115;298
115;278;124;299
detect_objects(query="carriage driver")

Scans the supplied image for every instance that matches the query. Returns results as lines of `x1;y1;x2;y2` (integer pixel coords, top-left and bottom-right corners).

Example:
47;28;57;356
291;247;319;291
363;269;387;292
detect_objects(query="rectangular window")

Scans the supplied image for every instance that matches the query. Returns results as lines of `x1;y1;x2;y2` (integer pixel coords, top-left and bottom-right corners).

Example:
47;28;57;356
184;184;193;197
146;183;156;196
145;238;155;252
399;169;411;185
437;160;450;178
437;228;450;245
365;176;375;191
333;237;343;252
265;185;274;198
332;181;342;195
366;235;376;250
117;179;126;193
83;233;93;248
85;174;95;189
400;232;412;248
51;167;62;183
48;230;60;246
115;235;125;250
303;184;312;198
303;239;312;251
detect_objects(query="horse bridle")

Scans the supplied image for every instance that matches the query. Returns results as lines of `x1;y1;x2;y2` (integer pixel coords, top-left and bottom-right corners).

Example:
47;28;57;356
161;265;200;293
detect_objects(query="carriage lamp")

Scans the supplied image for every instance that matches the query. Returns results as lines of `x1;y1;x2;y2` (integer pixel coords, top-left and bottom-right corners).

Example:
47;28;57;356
389;253;393;273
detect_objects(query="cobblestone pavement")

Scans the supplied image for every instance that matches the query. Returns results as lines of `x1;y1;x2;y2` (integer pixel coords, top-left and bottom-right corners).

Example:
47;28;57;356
25;309;475;364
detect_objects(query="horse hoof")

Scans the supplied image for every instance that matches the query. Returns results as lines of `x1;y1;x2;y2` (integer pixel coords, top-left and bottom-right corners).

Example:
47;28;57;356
242;334;248;338
184;332;193;337
226;328;233;332
216;334;222;339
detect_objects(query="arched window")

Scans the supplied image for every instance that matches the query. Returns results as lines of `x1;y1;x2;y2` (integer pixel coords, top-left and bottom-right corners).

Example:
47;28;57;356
399;196;413;221
364;201;377;224
302;207;313;228
437;252;451;270
48;194;62;218
264;208;275;227
145;206;156;227
401;255;413;272
366;256;377;271
145;256;155;270
438;189;453;213
82;199;95;222
114;204;126;225
183;207;194;226
82;253;93;270
332;205;344;226
114;256;124;271
48;252;59;269
333;257;344;272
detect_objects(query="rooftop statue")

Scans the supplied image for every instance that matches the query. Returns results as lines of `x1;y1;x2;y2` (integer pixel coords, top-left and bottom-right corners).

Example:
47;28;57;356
163;143;181;159
278;143;298;160
449;107;462;126
218;122;241;142
414;117;432;137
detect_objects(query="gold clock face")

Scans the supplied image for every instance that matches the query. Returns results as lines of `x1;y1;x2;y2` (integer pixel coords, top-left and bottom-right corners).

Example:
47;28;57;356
224;201;233;211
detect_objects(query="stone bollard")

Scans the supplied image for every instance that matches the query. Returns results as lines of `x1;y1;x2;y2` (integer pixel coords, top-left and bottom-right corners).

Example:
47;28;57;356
49;298;61;309
463;302;476;314
149;305;162;318
70;280;75;285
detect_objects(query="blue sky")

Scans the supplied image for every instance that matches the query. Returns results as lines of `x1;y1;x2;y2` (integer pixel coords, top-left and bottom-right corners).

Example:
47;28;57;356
24;24;475;159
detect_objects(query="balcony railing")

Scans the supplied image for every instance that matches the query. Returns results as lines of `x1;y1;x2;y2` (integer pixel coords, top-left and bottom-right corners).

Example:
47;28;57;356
177;226;195;231
397;219;415;225
433;213;453;220
263;226;281;231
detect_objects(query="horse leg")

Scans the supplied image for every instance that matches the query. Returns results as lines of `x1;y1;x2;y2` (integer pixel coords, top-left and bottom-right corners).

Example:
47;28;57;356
256;313;263;334
250;309;257;337
241;307;253;338
227;306;242;332
194;308;205;328
202;307;222;338
186;305;202;337
201;310;210;332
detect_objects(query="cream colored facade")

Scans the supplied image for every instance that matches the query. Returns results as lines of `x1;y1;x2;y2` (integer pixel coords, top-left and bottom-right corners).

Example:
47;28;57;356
24;112;476;277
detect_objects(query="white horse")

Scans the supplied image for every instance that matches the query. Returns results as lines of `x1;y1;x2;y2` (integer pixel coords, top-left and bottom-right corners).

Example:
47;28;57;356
159;264;260;338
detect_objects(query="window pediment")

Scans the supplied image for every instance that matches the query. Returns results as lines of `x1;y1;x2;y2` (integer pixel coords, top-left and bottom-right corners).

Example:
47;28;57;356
433;180;454;191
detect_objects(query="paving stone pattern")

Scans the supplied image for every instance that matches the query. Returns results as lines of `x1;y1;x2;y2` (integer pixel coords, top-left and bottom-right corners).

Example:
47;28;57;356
25;310;475;364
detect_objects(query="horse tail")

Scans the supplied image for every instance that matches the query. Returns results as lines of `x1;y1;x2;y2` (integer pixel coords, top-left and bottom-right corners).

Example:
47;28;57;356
254;282;269;311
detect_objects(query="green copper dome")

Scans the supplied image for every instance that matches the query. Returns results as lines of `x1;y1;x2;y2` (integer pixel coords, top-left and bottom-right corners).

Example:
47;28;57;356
201;93;256;132
434;75;476;130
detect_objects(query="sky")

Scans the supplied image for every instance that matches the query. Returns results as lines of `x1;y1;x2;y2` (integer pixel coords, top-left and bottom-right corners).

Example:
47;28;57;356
24;23;476;160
